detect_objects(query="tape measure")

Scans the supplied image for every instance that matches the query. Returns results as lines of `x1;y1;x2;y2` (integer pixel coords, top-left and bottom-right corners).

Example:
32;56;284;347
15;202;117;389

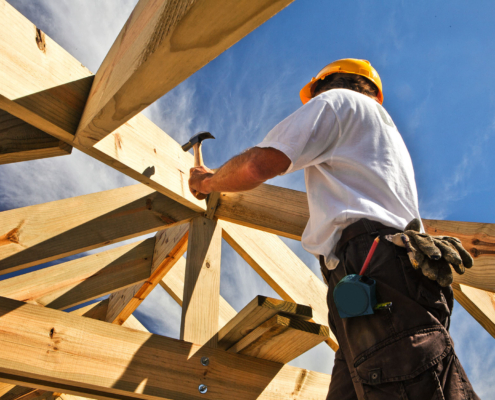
333;274;377;318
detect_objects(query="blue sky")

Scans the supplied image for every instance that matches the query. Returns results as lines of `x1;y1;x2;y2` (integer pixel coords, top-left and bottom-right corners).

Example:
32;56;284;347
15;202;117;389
2;0;495;396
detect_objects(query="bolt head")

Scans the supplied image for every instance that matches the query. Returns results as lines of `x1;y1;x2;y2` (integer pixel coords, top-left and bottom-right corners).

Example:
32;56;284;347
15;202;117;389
201;356;210;366
198;384;208;394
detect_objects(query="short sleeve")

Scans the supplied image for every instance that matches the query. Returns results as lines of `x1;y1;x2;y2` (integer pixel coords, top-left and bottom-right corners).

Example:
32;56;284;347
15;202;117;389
255;98;340;174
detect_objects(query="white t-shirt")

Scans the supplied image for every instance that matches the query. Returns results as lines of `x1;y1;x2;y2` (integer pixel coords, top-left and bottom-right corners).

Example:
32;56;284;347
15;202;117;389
256;88;422;270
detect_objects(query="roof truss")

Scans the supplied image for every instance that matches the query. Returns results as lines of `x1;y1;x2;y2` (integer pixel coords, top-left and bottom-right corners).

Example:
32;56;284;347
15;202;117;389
0;0;494;399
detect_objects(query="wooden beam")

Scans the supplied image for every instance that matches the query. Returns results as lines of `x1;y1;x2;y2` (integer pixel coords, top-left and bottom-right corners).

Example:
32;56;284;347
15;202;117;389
105;224;189;325
424;219;495;293
0;297;331;400
159;257;237;330
0;239;154;310
75;0;295;147
216;184;309;240
453;283;495;338
0;110;71;164
218;296;313;351
221;221;339;351
181;217;222;347
228;315;329;364
0;0;204;212
0;184;197;275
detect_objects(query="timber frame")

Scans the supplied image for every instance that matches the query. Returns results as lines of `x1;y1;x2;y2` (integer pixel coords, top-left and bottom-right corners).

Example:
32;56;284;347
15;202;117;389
0;1;493;399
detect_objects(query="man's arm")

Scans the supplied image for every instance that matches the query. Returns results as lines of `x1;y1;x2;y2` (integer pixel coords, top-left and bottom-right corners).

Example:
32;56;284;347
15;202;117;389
189;147;291;199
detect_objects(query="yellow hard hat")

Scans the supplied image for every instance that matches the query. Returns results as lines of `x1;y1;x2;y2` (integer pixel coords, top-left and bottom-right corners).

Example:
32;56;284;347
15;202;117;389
300;58;383;105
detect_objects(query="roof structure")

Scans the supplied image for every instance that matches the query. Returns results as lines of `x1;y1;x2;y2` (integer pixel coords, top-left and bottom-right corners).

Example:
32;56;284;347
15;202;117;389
0;1;494;399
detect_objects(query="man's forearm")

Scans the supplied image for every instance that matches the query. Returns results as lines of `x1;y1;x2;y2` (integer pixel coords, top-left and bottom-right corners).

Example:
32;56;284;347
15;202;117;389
199;147;291;194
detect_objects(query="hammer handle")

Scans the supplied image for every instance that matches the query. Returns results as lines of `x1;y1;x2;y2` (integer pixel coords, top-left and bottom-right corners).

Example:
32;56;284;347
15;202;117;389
192;142;203;167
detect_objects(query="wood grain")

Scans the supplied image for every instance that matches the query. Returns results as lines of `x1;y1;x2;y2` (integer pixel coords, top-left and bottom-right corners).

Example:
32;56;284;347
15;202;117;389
453;283;495;338
0;184;197;275
159;257;237;330
0;0;204;211
0;239;154;310
229;315;329;364
75;0;295;147
181;217;222;347
221;221;338;351
216;184;309;240
218;296;313;351
106;224;189;325
0;110;71;164
0;296;331;400
424;219;495;292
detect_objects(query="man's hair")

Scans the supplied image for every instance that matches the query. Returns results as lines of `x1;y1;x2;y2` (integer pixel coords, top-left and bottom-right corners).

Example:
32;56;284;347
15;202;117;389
312;73;379;101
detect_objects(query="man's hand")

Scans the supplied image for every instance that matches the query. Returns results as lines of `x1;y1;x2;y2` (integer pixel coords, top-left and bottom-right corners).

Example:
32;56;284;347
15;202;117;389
189;165;214;200
187;147;291;200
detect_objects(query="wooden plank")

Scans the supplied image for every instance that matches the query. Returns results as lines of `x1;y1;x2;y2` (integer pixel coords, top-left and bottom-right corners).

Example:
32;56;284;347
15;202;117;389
106;224;189;325
216;184;309;240
221;221;339;351
424;219;495;293
75;0;295;147
0;0;204;212
71;299;109;321
453;283;495;338
0;184;197;275
123;315;149;333
218;296;313;351
181;217;221;347
228;315;329;364
0;110;71;164
0;296;331;400
159;257;237;330
0;239;154;310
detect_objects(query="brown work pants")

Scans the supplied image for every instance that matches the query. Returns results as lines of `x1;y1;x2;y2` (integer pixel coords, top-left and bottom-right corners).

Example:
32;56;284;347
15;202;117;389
323;219;479;400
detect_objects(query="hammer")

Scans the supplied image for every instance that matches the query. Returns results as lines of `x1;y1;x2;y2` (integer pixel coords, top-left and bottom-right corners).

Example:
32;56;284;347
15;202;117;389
181;131;215;167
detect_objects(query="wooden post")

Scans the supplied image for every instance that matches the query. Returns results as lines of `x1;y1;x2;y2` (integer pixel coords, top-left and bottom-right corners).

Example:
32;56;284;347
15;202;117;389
181;217;222;347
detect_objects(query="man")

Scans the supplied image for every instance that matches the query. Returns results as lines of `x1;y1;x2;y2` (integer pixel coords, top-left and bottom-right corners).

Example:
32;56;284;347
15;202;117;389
189;59;479;399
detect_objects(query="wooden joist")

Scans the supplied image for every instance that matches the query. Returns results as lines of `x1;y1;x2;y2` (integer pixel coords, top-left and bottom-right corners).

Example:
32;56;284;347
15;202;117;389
0;110;71;165
424;219;495;292
453;283;495;338
106;224;189;325
181;217;222;347
218;295;313;351
0;239;154;310
216;185;310;240
0;184;197;275
228;314;330;364
75;0;295;148
221;221;339;351
159;257;237;330
0;296;331;400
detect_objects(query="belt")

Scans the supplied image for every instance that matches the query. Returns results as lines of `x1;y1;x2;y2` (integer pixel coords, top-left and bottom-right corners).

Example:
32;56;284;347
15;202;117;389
319;219;402;276
335;218;402;255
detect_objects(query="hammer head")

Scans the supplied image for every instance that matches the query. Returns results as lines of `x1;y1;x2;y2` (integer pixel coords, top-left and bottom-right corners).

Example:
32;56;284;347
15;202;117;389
181;131;215;152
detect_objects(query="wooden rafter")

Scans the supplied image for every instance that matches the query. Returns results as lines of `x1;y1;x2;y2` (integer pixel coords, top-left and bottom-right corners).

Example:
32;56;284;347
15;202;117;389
0;184;196;275
0;110;71;165
75;0;295;148
106;224;190;325
0;239;154;310
0;297;331;400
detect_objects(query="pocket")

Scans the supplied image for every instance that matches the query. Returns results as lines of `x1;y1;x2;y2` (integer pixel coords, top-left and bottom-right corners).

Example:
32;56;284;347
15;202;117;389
398;255;452;324
353;325;452;385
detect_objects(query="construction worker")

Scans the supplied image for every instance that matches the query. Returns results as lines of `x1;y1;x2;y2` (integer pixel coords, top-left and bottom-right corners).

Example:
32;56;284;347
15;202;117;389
188;58;479;399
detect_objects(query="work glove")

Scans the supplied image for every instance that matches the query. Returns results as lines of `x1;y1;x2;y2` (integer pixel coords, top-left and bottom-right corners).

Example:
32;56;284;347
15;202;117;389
387;219;474;287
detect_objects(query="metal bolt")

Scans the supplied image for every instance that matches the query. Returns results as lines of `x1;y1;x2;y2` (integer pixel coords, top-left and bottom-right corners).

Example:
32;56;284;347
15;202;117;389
201;357;209;366
198;384;208;394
